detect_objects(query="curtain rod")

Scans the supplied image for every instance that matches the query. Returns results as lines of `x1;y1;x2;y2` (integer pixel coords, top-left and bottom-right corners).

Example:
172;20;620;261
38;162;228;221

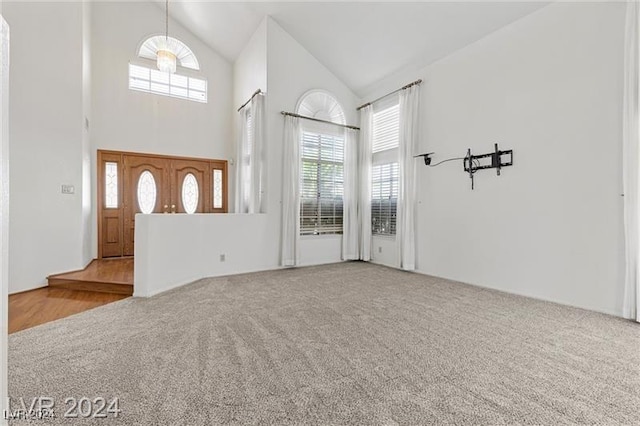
280;111;360;130
237;89;263;112
356;79;422;111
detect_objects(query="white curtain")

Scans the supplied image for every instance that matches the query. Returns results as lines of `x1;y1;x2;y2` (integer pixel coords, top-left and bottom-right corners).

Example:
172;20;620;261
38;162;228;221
359;106;373;261
396;85;420;271
235;93;265;213
623;1;640;322
235;107;250;213
342;128;359;260
281;115;301;266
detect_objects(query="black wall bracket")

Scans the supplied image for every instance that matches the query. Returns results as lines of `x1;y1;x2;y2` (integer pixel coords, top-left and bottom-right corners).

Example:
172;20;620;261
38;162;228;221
463;143;513;190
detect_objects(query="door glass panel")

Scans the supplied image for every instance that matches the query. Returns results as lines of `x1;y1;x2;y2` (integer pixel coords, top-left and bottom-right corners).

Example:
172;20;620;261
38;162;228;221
213;169;223;209
137;170;157;214
105;162;118;208
182;173;199;214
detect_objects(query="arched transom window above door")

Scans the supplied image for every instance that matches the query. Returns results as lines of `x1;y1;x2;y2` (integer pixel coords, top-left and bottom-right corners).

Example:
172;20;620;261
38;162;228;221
138;36;200;71
129;35;207;103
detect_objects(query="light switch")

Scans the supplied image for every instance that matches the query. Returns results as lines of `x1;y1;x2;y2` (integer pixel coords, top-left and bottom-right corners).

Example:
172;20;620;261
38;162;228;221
61;185;75;194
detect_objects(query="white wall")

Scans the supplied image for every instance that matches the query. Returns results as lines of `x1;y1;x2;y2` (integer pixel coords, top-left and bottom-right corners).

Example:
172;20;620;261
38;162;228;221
0;12;9;425
134;214;274;297
90;2;234;258
234;18;267;111
232;18;268;210
361;3;626;316
81;0;92;267
266;18;359;266
90;2;232;159
4;3;87;293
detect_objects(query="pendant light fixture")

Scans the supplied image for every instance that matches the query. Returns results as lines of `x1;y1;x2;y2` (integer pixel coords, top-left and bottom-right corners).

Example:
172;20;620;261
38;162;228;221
157;0;177;74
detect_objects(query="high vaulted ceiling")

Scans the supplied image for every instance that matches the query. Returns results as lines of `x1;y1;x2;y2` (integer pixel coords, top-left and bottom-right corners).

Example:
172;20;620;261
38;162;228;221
163;2;549;96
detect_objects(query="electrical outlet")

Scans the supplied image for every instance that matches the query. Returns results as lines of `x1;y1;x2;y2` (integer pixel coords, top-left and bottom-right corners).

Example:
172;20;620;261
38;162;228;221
378;246;382;253
219;254;226;262
61;185;75;194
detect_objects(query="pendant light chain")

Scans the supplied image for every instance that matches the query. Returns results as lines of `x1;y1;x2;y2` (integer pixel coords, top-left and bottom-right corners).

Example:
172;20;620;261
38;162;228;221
165;0;169;42
157;0;177;74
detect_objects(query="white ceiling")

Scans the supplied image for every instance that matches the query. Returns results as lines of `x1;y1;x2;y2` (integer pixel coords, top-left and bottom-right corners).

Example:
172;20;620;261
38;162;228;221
163;2;549;96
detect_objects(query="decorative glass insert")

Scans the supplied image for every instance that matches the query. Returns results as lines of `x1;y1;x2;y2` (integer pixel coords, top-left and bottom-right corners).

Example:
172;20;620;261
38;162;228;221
181;173;199;214
105;162;118;208
129;64;207;103
137;171;157;214
213;169;223;209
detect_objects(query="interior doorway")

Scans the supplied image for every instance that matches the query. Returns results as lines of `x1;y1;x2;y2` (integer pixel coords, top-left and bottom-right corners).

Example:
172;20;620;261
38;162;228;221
97;150;228;258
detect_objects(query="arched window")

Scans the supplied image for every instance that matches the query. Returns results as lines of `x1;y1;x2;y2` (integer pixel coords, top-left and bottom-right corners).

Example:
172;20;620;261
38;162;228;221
128;35;207;103
297;90;346;236
138;36;200;71
297;90;345;125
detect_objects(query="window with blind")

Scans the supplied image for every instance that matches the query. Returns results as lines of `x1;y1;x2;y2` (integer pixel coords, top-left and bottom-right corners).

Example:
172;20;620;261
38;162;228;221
372;100;400;236
372;103;400;153
372;163;398;236
128;64;207;103
300;131;344;235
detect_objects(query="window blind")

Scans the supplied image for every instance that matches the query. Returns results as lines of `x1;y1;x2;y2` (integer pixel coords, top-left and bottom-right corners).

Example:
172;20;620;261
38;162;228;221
372;104;400;153
371;162;398;236
129;64;207;103
300;131;344;235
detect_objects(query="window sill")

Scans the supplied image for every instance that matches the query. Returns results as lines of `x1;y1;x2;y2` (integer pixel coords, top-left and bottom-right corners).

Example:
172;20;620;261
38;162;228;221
372;234;396;240
300;234;343;240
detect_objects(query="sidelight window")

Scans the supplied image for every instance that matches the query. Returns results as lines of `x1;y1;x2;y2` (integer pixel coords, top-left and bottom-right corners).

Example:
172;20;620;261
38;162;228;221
105;162;118;208
213;169;223;209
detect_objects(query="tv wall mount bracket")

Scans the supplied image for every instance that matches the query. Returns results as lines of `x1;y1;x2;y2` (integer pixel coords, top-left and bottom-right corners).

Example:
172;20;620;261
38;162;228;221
463;143;513;190
416;143;513;190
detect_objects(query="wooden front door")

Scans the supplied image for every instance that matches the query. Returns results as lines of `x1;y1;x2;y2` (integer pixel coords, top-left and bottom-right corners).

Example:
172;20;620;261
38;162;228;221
97;150;228;258
123;155;171;256
171;159;209;214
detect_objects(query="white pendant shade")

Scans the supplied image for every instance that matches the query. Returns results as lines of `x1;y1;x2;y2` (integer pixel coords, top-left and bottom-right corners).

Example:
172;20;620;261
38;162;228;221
157;49;176;74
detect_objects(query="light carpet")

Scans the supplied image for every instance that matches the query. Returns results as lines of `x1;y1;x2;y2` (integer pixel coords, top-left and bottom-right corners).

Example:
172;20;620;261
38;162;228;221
9;262;640;425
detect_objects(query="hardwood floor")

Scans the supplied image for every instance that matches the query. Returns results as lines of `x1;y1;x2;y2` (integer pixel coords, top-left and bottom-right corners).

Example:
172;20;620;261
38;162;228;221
11;258;134;333
9;287;129;334
47;257;133;295
48;257;133;285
